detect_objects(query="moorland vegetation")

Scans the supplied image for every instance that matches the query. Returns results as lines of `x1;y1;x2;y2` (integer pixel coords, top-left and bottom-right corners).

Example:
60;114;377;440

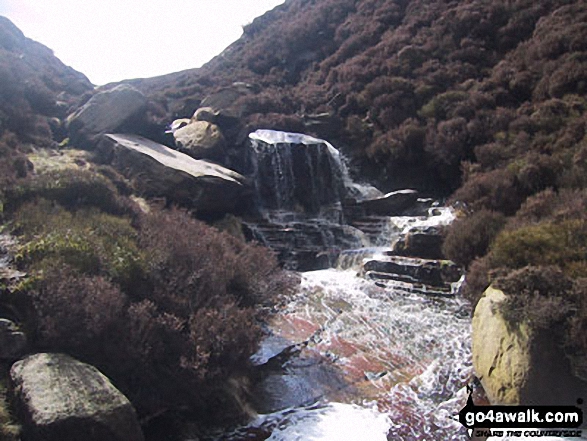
128;0;587;384
1;0;587;435
0;16;294;440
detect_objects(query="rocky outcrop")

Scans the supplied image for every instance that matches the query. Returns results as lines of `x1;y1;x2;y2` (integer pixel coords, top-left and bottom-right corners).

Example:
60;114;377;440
392;225;445;260
173;120;226;161
248;130;346;214
10;353;144;441
243;218;367;271
99;133;249;215
472;286;586;405
67;85;147;147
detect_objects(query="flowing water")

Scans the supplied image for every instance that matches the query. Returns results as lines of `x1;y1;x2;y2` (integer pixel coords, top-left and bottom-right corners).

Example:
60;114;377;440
221;265;473;441
205;130;477;440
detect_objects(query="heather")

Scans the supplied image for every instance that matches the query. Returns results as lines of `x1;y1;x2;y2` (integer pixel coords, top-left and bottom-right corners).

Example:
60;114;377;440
126;0;587;326
138;0;587;383
3;195;294;436
129;0;587;194
0;17;297;433
1;0;587;430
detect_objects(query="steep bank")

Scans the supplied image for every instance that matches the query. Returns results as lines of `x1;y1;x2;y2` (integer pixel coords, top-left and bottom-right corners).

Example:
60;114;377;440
125;0;586;194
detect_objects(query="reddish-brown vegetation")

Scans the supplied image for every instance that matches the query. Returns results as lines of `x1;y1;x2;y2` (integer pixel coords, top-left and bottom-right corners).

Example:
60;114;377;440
2;0;587;425
14;201;294;423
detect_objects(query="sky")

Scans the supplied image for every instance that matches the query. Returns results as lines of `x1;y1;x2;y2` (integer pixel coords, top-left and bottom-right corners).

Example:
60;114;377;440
0;0;285;85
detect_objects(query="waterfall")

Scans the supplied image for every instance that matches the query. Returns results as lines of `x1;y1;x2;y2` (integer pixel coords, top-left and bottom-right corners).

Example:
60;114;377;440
213;130;474;440
248;130;347;215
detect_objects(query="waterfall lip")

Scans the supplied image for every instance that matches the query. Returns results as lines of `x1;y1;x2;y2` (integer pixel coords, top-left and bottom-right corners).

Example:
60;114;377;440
249;129;334;148
248;129;343;164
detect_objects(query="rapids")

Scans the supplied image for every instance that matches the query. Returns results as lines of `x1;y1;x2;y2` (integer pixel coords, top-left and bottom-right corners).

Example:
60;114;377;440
209;130;586;441
200;130;484;440
207;130;477;439
224;266;473;441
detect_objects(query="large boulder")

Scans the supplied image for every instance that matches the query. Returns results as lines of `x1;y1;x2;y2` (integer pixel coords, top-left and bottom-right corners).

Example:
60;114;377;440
67;85;147;147
472;286;585;405
10;353;143;441
99;133;249;215
173;120;226;161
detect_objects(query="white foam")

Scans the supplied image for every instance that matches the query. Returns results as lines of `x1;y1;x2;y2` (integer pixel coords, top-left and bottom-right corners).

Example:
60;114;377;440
266;402;391;441
249;130;341;163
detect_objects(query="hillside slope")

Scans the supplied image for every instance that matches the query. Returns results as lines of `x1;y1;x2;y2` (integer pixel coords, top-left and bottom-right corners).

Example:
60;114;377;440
128;0;586;194
0;15;294;439
0;17;92;141
0;16;92;190
126;0;587;380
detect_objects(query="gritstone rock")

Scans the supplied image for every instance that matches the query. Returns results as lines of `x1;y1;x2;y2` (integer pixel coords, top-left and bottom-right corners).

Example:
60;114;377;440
10;353;144;441
99;133;249;215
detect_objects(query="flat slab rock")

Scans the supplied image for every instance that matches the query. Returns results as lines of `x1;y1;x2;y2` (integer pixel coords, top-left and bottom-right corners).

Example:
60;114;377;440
362;255;462;289
348;189;419;216
100;133;249;214
10;353;144;441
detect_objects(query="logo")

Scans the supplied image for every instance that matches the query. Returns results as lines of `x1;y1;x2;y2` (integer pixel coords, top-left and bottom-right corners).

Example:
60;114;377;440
458;386;584;439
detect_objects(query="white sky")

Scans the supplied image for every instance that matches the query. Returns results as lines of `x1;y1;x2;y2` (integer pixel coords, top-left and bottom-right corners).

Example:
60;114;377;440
0;0;285;85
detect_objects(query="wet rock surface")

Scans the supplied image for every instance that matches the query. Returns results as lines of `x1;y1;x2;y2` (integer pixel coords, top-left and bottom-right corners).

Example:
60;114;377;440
363;254;462;296
214;131;472;440
346;189;419;216
233;269;472;441
243;215;367;271
391;225;445;260
247;130;346;214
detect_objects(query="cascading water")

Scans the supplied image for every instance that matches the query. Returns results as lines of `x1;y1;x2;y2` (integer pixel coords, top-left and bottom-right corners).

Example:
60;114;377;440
244;130;369;271
248;130;347;215
215;130;475;440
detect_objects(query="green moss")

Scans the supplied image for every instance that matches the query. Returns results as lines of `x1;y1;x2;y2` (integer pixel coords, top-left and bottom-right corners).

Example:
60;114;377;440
14;201;145;289
6;168;129;216
490;219;587;277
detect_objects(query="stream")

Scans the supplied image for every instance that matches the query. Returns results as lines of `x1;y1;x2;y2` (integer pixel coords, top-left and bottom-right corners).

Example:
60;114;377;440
205;130;474;440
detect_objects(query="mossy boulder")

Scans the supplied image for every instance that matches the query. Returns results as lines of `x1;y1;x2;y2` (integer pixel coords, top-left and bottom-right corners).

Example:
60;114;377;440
472;286;585;405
